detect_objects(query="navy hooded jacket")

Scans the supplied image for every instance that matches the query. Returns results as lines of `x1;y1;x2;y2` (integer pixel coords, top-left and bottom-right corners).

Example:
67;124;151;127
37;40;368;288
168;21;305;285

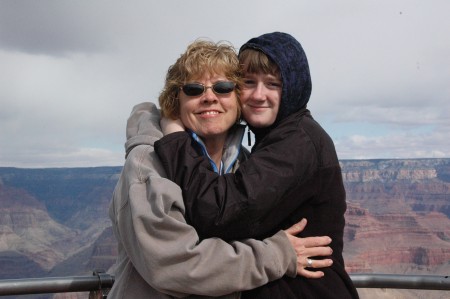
240;31;312;128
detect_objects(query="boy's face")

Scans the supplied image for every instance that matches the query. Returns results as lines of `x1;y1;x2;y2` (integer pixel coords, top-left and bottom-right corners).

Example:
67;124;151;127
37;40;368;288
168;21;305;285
240;71;282;128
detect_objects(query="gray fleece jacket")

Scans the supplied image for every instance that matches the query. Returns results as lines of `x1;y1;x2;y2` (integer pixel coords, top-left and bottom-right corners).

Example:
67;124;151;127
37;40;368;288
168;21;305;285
108;102;297;299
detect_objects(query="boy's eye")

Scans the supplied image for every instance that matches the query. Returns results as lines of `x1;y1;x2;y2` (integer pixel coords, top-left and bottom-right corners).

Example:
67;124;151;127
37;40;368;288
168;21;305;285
267;81;282;89
243;79;256;87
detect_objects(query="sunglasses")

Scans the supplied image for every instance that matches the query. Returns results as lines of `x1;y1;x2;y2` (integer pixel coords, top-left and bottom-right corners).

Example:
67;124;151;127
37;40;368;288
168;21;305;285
181;81;236;97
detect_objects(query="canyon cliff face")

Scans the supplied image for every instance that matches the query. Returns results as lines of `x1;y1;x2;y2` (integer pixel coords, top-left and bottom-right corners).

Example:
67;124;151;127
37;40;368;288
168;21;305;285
0;167;119;280
0;184;76;277
0;160;449;298
340;159;450;275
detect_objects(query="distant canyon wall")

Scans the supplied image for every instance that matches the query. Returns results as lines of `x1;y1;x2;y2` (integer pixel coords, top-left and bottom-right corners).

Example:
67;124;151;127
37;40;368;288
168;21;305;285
0;159;449;292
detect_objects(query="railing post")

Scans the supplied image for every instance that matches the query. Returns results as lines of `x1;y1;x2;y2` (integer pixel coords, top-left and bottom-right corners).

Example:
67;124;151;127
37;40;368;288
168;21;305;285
89;269;114;299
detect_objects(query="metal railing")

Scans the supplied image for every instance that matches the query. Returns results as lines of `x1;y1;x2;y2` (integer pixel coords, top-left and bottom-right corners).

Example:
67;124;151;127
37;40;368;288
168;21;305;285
0;270;114;298
350;273;450;290
0;272;449;297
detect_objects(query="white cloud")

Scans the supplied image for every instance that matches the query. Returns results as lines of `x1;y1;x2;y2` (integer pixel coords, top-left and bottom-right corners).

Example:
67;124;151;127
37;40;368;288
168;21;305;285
1;0;449;167
336;129;450;160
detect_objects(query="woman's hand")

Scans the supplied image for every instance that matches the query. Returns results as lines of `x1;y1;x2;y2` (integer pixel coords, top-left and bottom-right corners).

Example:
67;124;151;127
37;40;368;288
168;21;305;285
160;117;185;136
283;219;333;278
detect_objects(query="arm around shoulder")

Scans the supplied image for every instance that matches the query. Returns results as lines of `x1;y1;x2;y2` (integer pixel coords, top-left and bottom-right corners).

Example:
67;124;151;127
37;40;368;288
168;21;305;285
112;145;297;297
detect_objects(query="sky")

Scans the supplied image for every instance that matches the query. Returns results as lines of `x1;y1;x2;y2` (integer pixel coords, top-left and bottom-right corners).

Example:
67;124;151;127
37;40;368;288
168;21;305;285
1;0;449;168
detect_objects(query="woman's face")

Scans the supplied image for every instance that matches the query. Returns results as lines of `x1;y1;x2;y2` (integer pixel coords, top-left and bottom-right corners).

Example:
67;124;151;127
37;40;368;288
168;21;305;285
240;72;282;128
179;72;239;141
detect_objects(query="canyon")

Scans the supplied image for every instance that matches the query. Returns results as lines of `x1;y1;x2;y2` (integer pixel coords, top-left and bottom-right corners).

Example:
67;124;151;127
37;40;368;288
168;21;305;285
0;158;449;298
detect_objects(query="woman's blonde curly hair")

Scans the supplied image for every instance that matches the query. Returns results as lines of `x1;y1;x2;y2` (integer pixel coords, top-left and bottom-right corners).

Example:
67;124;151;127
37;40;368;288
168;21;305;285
159;39;242;120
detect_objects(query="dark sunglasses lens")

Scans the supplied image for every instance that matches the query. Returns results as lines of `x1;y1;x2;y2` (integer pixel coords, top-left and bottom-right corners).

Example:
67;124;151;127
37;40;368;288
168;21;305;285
213;82;235;94
182;84;204;96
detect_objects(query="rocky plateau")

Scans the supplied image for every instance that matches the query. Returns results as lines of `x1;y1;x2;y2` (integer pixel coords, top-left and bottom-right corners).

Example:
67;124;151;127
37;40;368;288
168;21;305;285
0;159;449;299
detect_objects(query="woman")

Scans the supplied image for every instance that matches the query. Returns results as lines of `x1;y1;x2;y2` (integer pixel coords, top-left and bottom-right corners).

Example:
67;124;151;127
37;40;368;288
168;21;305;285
108;39;332;299
155;32;359;298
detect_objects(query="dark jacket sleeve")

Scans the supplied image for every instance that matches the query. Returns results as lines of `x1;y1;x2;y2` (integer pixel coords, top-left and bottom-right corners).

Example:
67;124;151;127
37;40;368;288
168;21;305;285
154;118;320;241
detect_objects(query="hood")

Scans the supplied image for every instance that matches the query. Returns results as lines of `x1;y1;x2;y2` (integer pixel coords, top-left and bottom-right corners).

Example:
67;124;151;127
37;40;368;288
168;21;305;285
239;32;312;127
125;102;163;158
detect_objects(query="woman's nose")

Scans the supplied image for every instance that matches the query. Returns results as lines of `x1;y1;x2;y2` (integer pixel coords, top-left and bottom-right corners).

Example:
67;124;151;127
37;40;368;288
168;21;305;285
202;88;218;103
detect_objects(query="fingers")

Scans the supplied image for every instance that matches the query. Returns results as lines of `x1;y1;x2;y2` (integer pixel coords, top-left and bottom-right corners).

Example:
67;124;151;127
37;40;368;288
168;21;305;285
302;245;333;257
286;236;333;257
283;219;334;279
297;268;325;278
304;258;333;269
284;218;307;236
284;220;332;249
302;236;332;247
296;258;333;278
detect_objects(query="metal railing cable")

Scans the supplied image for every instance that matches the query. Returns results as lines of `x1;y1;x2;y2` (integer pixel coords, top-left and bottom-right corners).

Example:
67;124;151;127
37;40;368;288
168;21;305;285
350;273;450;290
0;272;449;296
0;270;113;297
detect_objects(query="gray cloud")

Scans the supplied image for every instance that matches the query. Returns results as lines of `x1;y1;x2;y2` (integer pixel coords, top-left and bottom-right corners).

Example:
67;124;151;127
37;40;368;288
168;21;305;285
0;0;449;167
0;1;118;56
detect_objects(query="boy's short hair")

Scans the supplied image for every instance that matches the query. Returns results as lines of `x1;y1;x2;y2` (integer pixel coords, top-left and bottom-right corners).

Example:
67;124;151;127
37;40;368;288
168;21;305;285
239;49;280;76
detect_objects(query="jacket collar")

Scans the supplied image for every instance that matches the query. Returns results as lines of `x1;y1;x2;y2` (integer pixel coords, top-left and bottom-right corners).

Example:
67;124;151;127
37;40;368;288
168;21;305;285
189;124;246;174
